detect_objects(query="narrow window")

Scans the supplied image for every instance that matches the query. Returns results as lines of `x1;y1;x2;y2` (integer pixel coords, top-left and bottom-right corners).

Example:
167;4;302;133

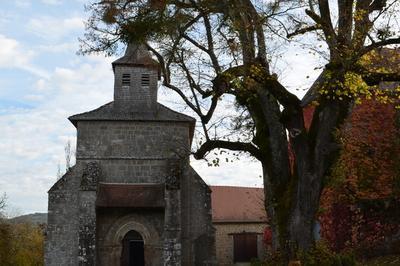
141;73;150;87
122;73;131;86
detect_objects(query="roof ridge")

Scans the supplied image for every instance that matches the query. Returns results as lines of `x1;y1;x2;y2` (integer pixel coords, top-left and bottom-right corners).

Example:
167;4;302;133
210;185;263;189
68;101;196;126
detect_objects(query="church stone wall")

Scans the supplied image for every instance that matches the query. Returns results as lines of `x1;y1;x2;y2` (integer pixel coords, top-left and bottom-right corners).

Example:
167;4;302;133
76;120;191;184
114;66;158;111
46;43;216;265
88;159;168;184
76;121;190;159
181;166;216;265
45;166;80;266
96;208;164;266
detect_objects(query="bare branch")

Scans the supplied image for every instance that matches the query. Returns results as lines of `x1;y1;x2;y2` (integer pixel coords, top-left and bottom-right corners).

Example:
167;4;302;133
287;25;321;38
361;72;400;85
337;0;354;46
202;14;222;73
305;8;337;52
352;0;374;51
360;37;400;55
193;139;262;160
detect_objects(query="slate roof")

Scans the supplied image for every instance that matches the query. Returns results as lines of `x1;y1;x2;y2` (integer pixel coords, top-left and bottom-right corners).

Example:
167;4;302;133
69;101;196;141
301;71;325;107
69;101;195;124
210;186;267;223
112;42;159;71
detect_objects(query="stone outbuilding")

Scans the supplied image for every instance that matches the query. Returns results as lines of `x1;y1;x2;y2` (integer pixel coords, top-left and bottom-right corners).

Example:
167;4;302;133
210;186;267;265
45;43;216;266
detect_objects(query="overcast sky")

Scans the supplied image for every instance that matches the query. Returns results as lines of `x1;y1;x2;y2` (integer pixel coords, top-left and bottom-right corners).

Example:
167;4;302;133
0;0;322;215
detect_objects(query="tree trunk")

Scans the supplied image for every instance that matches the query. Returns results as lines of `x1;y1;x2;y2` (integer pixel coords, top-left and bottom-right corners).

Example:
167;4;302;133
262;164;322;262
287;170;321;252
261;93;352;261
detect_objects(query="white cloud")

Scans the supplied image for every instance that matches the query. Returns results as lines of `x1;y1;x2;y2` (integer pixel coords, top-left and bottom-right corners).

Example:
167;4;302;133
0;53;116;214
192;158;263;188
37;42;77;53
41;0;62;5
15;0;31;8
0;35;33;66
0;34;49;78
27;16;84;41
35;78;48;91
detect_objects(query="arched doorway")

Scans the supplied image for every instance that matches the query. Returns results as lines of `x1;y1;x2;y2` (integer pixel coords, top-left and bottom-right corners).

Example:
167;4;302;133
120;230;145;266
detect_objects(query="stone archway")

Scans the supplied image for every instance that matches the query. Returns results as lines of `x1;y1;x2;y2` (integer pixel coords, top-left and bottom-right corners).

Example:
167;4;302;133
100;215;162;266
121;230;145;266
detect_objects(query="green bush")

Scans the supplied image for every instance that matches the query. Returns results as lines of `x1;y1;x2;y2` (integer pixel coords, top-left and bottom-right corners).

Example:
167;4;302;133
300;242;356;266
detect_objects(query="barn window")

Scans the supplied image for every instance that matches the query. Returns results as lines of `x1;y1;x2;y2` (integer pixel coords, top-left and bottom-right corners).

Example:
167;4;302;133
233;233;258;263
141;73;150;87
122;73;131;86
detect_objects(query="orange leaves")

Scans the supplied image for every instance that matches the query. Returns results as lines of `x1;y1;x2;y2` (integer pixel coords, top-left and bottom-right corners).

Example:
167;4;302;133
326;99;399;202
319;99;400;253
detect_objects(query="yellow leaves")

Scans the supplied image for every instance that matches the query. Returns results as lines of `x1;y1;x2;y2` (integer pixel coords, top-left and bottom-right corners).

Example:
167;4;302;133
354;8;368;21
0;222;44;265
249;64;265;80
311;100;320;106
344;72;369;95
317;70;400;106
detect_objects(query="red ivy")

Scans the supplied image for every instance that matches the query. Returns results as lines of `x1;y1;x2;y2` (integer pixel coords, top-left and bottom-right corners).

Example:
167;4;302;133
318;99;400;255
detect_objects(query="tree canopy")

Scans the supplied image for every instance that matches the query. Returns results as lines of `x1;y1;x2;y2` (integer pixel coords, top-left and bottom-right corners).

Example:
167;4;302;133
80;0;400;259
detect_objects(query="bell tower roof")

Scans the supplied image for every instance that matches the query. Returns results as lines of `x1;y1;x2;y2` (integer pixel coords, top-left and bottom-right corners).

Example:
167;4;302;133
112;42;159;71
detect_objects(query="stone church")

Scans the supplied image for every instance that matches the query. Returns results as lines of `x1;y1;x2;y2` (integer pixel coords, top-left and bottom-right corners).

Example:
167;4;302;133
45;43;216;265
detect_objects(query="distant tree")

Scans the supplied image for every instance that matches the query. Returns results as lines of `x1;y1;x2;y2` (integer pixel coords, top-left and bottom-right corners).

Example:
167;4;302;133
0;193;6;216
64;140;72;172
10;223;44;266
57;140;75;179
56;163;62;180
80;0;400;259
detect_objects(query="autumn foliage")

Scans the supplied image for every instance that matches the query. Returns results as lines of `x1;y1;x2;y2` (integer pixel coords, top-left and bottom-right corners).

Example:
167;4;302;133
318;99;400;256
0;220;44;266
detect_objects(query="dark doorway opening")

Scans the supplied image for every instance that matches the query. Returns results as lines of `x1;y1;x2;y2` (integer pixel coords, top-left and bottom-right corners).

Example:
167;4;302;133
121;230;144;266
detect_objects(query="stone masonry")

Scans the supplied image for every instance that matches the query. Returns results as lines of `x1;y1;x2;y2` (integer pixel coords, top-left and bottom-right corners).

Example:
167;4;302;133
45;42;216;265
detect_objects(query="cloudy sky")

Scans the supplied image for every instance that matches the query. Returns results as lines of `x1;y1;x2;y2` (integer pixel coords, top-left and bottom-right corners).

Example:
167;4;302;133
0;0;321;215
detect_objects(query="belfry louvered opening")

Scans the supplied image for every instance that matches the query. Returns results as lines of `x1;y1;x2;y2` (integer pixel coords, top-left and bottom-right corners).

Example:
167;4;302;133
122;73;131;86
141;74;150;86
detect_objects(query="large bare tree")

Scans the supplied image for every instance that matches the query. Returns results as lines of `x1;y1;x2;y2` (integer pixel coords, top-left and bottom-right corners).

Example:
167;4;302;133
80;0;400;258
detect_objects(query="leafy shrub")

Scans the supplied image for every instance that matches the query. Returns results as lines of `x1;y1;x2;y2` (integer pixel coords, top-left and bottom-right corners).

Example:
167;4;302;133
0;220;44;266
262;241;356;266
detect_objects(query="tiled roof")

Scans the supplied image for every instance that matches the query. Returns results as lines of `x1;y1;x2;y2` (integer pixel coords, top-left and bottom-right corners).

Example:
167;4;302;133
210;186;267;223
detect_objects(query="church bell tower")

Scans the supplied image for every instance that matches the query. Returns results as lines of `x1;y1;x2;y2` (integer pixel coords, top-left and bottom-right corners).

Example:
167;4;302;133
112;42;160;112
